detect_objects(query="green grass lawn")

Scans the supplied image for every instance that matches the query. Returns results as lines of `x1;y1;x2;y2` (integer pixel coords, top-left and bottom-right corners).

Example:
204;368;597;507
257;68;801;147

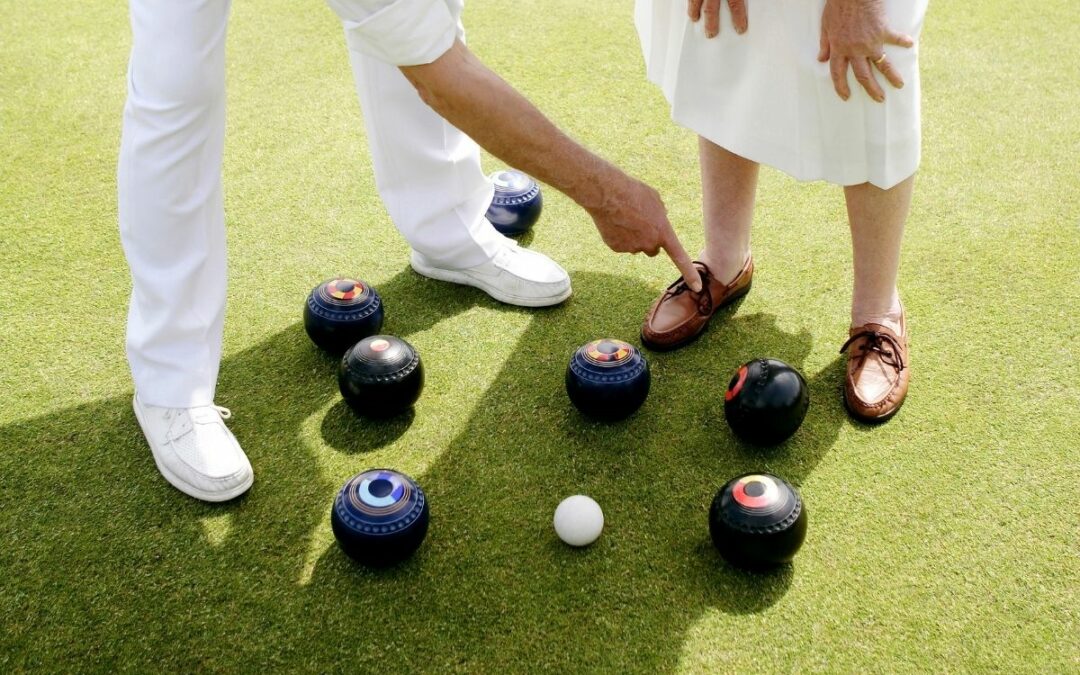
2;0;1078;671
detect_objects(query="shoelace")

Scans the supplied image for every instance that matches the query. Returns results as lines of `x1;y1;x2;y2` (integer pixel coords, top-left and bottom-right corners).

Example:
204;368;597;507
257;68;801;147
839;330;906;372
663;262;713;315
161;405;232;444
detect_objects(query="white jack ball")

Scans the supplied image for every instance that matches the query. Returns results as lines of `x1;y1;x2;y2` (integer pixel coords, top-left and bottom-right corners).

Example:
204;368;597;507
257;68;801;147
553;495;604;547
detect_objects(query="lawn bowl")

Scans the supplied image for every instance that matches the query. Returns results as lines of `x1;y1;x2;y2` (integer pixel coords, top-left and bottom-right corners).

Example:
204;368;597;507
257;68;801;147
709;473;807;568
304;277;384;353
723;358;809;445
331;469;430;566
338;335;424;418
565;339;650;421
485;169;543;236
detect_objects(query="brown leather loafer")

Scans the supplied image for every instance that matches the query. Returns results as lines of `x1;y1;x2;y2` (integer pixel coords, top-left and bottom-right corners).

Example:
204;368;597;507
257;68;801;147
641;257;753;351
841;312;910;423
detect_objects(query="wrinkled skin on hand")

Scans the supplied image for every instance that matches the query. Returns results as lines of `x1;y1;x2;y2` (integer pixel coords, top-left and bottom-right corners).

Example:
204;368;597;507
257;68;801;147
585;173;701;292
817;0;914;102
688;0;914;103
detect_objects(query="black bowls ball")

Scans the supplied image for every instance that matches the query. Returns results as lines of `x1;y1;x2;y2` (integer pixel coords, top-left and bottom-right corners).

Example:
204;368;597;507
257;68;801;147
485;169;543;236
338;336;424;417
566;339;650;421
331;469;430;566
304;277;384;353
709;473;807;568
724;358;809;445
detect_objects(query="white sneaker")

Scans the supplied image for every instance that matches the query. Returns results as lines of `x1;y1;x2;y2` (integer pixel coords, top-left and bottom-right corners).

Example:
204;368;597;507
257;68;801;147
133;394;253;502
410;238;571;307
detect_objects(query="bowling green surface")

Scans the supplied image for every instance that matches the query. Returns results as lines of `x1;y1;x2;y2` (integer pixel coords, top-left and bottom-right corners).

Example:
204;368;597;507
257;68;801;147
1;0;1077;671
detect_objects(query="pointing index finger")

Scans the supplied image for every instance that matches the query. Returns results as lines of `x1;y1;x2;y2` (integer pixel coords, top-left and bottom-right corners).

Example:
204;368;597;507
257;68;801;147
661;228;702;293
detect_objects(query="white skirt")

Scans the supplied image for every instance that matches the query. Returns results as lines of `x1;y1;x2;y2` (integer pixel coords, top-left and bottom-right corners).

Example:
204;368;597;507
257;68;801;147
635;0;929;189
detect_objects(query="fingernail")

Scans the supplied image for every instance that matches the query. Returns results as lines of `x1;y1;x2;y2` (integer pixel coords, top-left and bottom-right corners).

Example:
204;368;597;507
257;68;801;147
706;30;717;38
736;26;746;35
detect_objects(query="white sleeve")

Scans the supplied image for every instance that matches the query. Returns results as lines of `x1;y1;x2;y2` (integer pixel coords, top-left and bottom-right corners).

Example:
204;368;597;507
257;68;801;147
327;0;457;66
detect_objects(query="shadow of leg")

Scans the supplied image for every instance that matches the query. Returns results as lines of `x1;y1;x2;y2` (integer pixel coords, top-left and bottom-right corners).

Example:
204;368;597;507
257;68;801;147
2;269;847;670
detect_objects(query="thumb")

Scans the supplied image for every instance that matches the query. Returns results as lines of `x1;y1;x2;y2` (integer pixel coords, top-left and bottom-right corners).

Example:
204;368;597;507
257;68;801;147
817;26;830;62
885;28;914;48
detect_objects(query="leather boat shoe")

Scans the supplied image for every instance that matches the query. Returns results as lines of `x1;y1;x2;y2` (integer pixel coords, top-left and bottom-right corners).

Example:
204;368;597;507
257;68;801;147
641;257;753;351
840;312;910;423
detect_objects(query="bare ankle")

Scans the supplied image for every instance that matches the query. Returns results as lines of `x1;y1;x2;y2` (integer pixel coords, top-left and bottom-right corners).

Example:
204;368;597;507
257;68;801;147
851;296;903;333
698;250;750;286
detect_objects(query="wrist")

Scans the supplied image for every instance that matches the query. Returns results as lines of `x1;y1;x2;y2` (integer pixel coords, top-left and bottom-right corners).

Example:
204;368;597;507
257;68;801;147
566;157;621;214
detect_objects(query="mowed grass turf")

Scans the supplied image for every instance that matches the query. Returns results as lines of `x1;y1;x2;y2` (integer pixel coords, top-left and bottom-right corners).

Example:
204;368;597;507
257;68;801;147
1;0;1078;671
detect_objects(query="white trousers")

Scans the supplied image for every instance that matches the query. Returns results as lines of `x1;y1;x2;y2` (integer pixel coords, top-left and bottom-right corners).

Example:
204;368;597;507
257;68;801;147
119;0;503;407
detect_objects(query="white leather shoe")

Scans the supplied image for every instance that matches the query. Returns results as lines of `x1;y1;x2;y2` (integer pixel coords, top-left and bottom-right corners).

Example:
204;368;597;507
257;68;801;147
410;238;571;307
133;394;253;502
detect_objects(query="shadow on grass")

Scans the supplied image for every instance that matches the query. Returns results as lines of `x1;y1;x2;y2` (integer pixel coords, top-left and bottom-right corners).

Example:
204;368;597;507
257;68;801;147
320;400;415;453
0;268;847;671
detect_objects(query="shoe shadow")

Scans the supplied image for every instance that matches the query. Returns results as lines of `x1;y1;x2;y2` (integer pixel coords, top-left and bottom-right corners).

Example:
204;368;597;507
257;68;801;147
0;269;845;671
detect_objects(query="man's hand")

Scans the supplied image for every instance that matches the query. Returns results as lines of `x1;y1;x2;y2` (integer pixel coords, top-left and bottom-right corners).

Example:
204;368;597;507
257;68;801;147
817;0;913;102
689;0;749;38
583;173;701;290
402;41;701;290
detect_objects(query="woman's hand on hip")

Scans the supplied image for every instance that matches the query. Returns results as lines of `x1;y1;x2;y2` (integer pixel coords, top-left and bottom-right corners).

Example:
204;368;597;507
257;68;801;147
817;0;914;102
689;0;749;38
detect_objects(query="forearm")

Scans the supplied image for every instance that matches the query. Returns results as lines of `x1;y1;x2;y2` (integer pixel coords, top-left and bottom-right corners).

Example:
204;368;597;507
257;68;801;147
400;39;699;285
400;40;620;214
